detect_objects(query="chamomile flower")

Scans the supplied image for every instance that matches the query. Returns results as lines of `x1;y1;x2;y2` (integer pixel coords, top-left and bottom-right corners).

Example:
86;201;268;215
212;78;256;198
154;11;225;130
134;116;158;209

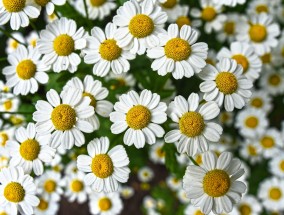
0;167;40;215
26;31;39;47
119;186;134;199
0;152;9;170
110;89;167;148
177;188;190;204
113;0;167;55
44;11;58;23
34;196;59;215
199;58;253;112
218;111;234;126
3;45;50;95
37;17;87;73
149;140;165;164
175;5;191;29
83;23;135;77
213;0;246;7
34;0;66;15
239;140;262;164
147;24;208;79
247;0;273;15
33;88;95;149
217;42;262;81
0;126;15;149
269;154;284;178
65;160;79;175
247;90;272;113
258;177;284;211
166;175;181;191
184;205;206;215
237;195;262;215
165;93;222;156
159;0;181;22
107;72;136;91
6;123;55;175
77;137;130;192
138;166;154;182
89;192;123;215
5;32;25;54
183;151;247;214
0;0;40;30
259;68;284;96
0;95;20;117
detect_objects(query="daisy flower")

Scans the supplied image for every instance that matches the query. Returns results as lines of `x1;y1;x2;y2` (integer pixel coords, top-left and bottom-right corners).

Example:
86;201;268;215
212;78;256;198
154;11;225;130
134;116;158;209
33;88;95;149
177;188;190;204
0;167;39;215
89;192;123;215
237;195;262;215
199;58;253;112
83;23;135;77
149;140;165;164
237;13;280;55
26;31;39;47
5;32;25;54
119;186;134;199
63;75;113;131
107;72;136;91
0;126;14;149
34;0;66;15
37;17;87;73
138;166;154;182
217;111;234;126
34;196;59;215
206;49;217;66
247;90;272;113
269;154;284;178
183;151;247;214
166;175;182;191
259;68;284;96
217;42;262;82
247;0;273;15
0;0;40;30
3;45;50;95
147;24;208;79
110;89;167;148
113;0;168;55
0;95;20;118
175;5;191;29
0;152;9;170
239;140;262;164
77;137;130;192
44;11;58;23
159;0;181;22
213;0;246;7
258;177;284;211
235;108;268;139
164;93;222;156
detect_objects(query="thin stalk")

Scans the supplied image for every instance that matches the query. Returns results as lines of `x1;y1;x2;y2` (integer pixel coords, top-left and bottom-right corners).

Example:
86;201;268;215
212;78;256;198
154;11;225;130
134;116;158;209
189;156;199;166
0;28;25;45
83;0;89;20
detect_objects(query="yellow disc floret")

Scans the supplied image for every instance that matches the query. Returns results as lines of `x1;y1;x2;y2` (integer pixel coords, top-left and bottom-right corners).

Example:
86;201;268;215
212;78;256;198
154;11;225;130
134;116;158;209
129;14;154;38
269;187;282;200
260;53;271;64
215;72;238;94
34;0;50;6
232;55;249;73
51;104;76;131
53;34;75;56
91;154;114;178
98;197;112;211
161;0;177;9
179;112;205;137
248;145;258;156
38;198;49;211
99;39;122;61
249;24;267;43
90;0;106;7
203;169;230;197
239;204;252;215
251;97;263;108
201;7;217;22
194;210;205;215
44;180;57;193
256;4;268;14
83;92;96;108
245;116;258;128
279;161;284;172
0;132;9;146
224;21;235;35
70;179;84;192
260;136;275;148
176;16;191;29
16;60;37;80
3;100;12;111
4;182;25;203
3;0;26;12
126;105;151;130
20;139;40;161
268;74;281;86
164;38;191;61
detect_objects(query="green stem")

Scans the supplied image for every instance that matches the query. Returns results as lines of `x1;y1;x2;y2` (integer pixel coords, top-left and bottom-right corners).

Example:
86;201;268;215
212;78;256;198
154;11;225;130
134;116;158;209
83;0;89;20
0;28;25;45
189;156;199;166
53;10;61;19
0;111;33;115
29;21;39;35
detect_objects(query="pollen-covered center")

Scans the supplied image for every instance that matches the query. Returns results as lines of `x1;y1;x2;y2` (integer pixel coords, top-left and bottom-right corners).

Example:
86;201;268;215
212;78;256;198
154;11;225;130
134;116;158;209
164;38;191;61
34;0;50;6
256;4;268;13
83;92;96;108
4;182;25;203
129;14;154;38
38;198;49;211
232;55;249;73
203;169;230;197
179;112;205;137
176;16;191;29
249;24;267;43
51;104;76;131
44;180;57;193
91;154;114;178
245;116;258;128
260;136;275;149
156;147;165;158
3;0;26;12
3;100;12;111
239;204;252;215
99;39;122;61
251;97;263;108
161;0;177;9
260;53;271;64
126;105;151;130
90;0;106;7
53;34;75;56
16;59;36;80
279;161;284;172
224;21;235;35
20;139;40;161
248;144;258;156
201;7;217;22
215;72;238;94
268;74;281;86
269;187;282;201
70;179;84;192
98;197;112;211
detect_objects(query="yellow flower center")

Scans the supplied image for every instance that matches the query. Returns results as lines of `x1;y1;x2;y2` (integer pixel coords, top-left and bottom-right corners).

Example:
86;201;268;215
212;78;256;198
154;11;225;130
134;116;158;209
70;179;84;192
269;187;282;201
279;160;284;172
232;55;249;73
260;53;271;64
268;74;281;86
156;147;165;158
11;40;19;49
251;97;263;108
53;165;61;172
16;59;37;80
19;139;40;161
161;0;177;8
215;72;238;94
10;115;24;125
195;154;203;165
38;198;49;211
248;145;258;156
239;204;252;215
0;132;9;146
51;104;77;131
249;24;267;43
91;154;114;178
0;212;8;215
4;182;25;203
90;0;106;7
256;4;268;13
176;16;191;29
3;100;12;111
129;14;154;38
3;0;26;12
260;136;275;148
98;197;112;211
99;39;122;61
179;112;205;137
203;169;230;197
224;21;235;35
30;39;37;47
245;116;258;128
44;180;57;193
126;105;151;130
164;38;191;61
53;34;75;56
220;112;230;123
201;7;217;22
34;0;50;6
83;92;96;108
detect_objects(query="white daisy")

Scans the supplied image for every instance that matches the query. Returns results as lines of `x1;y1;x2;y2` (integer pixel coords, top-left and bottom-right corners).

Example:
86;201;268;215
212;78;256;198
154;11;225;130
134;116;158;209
83;22;135;77
137;166;154;182
247;90;272;113
217;42;262;81
164;93;222;156
159;0;181;22
34;0;66;15
44;11;58;23
183;151;247;214
147;24;208;79
0;167;39;215
77;137;130;192
177;188;190;204
119;186;134;199
175;5;191;29
199;58;253;112
0;95;20;118
33;88;95;149
247;0;273;15
149;140;165;164
107;72;136;91
34;196;59;215
0;0;40;30
3;45;50;95
65;160;79;175
269;154;284;178
37;17;87;73
259;68;284;96
166;175;182;191
5;32;25;54
26;31;39;47
113;0;168;55
239;139;262;164
0;126;15;149
217;111;234;126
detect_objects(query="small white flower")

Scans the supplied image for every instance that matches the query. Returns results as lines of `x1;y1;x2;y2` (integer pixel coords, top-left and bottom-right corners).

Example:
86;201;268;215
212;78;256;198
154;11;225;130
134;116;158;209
34;196;59;215
5;32;25;54
236;195;262;215
259;68;284;96
137;166;154;182
239;139;262;164
149;140;165;164
269;154;284;178
119;186;134;199
247;90;272;113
